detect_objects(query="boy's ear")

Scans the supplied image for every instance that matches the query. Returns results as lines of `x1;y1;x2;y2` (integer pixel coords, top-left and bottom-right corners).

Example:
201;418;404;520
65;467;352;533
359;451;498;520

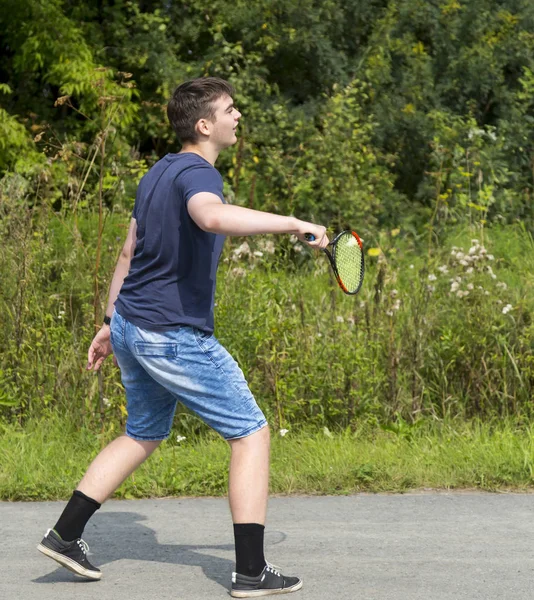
196;118;211;137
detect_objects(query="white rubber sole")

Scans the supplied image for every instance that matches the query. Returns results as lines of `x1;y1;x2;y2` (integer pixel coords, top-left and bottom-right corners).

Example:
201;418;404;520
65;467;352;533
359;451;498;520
37;543;102;580
231;579;303;597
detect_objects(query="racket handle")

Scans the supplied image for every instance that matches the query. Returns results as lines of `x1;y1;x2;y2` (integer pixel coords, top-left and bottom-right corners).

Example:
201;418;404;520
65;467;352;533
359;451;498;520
304;233;315;242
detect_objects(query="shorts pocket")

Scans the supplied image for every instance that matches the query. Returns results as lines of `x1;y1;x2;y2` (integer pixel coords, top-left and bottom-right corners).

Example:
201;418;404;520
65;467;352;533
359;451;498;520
194;328;214;344
133;342;177;358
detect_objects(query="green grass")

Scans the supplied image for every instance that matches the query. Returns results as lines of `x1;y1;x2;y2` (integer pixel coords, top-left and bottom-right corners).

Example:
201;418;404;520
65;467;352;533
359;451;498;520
2;415;534;500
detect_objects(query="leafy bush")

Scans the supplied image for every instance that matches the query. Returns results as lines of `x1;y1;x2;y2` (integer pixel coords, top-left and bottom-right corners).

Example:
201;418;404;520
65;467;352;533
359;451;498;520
0;202;532;431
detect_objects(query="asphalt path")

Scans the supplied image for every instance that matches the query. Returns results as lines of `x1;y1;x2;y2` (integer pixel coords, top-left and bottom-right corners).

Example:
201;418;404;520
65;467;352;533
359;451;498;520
2;493;533;600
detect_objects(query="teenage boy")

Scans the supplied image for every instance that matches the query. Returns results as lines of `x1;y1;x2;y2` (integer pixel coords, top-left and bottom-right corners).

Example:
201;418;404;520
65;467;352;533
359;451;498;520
37;77;328;597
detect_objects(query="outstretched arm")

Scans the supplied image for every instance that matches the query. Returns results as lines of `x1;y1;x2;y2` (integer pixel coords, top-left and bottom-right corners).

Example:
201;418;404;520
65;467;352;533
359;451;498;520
187;193;329;248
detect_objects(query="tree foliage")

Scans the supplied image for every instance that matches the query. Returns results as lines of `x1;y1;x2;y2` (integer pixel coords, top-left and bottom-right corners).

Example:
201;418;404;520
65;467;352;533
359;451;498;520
1;0;533;227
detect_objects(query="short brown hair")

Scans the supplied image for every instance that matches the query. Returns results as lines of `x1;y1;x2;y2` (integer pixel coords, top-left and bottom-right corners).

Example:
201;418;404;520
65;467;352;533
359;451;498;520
167;77;235;144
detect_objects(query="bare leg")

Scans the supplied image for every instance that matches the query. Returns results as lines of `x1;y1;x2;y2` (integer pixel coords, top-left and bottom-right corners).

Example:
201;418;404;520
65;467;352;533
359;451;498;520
77;435;161;504
227;425;270;524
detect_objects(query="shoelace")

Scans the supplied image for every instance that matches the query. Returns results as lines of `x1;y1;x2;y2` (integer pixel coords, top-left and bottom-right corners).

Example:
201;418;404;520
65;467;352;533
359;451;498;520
76;539;90;555
266;565;281;577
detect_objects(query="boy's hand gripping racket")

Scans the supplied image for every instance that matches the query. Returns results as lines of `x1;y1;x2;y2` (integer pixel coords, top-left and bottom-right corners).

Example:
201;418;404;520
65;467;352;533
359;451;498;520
305;230;365;295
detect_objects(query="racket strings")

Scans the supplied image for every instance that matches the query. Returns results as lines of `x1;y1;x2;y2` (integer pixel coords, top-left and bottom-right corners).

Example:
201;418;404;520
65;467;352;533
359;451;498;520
334;233;364;293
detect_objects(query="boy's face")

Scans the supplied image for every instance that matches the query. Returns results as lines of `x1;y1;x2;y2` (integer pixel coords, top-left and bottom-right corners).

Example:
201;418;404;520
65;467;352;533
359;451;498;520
198;94;242;149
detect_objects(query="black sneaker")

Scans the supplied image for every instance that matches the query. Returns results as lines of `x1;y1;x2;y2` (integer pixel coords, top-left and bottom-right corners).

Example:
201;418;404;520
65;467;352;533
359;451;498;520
231;564;302;597
37;529;102;580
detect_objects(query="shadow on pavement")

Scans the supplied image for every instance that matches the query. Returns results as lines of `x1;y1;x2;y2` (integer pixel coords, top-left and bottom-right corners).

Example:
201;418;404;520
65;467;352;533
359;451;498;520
32;511;287;590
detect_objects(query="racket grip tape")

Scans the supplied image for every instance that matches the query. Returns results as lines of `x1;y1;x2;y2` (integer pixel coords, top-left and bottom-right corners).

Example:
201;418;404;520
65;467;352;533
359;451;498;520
304;233;315;241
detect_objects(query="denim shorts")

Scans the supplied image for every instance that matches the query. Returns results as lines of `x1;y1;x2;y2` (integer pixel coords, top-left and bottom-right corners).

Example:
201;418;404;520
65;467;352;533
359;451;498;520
109;311;267;441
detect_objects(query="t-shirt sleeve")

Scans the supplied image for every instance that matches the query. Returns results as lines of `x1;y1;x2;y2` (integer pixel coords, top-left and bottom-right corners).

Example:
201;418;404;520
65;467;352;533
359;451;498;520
180;164;225;204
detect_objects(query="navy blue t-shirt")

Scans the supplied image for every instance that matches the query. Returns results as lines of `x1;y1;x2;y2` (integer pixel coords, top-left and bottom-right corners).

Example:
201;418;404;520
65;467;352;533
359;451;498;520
115;153;226;333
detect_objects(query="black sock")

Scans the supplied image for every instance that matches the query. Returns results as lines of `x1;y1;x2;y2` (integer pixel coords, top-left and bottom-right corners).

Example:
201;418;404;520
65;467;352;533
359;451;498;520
233;523;266;577
53;490;101;542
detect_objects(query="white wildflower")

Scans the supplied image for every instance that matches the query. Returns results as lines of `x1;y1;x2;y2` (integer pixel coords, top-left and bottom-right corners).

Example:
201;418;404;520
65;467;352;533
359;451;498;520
438;265;448;274
450;281;460;292
347;316;355;325
456;252;465;260
336;315;344;323
496;282;507;290
471;239;480;245
102;397;111;408
386;310;394;316
294;245;303;253
393;299;401;311
466;267;474;274
459;259;469;267
487;254;495;261
289;234;298;244
409;264;414;269
467;283;474;290
279;429;289;437
427;285;436;293
264;240;276;254
176;435;186;443
390;289;399;297
485;291;490;296
253;251;264;258
428;274;437;281
456;290;470;298
359;301;365;308
233;241;251;258
468;246;478;255
231;267;246;277
502;304;513;315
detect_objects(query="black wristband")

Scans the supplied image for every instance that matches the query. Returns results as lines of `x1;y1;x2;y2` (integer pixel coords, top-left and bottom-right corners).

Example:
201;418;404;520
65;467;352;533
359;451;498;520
103;315;112;326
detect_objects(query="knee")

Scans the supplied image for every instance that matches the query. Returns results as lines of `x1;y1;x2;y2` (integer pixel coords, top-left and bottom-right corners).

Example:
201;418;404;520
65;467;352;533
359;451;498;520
255;424;270;444
257;424;270;448
133;437;163;457
229;424;270;450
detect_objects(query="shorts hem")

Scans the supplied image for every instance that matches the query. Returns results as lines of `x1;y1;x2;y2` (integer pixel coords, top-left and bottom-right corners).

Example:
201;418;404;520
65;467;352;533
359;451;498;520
224;419;268;441
125;429;169;442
